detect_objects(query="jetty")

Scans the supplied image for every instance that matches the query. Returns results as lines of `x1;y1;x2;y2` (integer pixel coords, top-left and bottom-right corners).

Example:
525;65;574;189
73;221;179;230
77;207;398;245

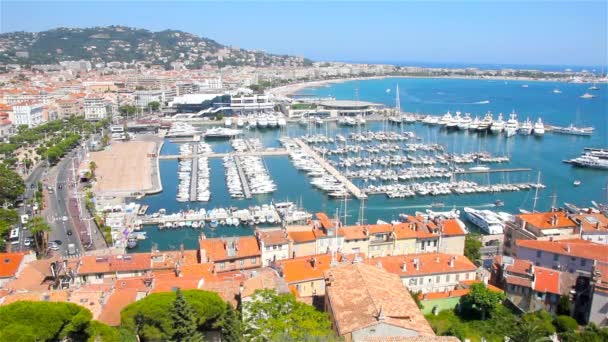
454;168;532;175
234;156;252;199
159;149;289;160
189;143;199;201
293;138;366;199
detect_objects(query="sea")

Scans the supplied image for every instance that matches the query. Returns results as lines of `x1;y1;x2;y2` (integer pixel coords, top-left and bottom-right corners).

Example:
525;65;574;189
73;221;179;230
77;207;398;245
131;77;608;252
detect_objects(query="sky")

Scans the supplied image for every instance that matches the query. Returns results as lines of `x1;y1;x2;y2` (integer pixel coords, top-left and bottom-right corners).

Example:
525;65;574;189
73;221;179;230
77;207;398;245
1;1;606;67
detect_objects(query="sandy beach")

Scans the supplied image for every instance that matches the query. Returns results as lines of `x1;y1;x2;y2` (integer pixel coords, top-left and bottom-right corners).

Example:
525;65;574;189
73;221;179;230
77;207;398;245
90;141;157;195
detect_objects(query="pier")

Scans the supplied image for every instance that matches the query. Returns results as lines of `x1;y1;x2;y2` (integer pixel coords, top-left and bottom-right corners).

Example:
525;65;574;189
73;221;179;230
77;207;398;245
454;168;532;175
292;138;366;199
189;143;199;201
234;156;252;199
158;149;289;160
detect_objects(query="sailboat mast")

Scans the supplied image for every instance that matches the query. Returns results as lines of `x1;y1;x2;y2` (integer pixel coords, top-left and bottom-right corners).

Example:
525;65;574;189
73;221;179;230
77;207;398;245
532;171;541;212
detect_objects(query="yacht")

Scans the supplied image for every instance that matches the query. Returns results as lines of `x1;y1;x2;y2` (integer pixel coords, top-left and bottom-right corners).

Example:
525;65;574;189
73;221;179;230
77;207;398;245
553;89;562;94
166;123;199;137
505;112;519;137
315;117;324;126
519;117;533;135
248;116;257;129
204;127;243;139
533;118;545;136
445;111;460;129
298;116;308;126
477;112;493;131
580;93;595;99
277;116;287;127
490;113;505;133
468;116;480;130
589;83;600;91
438;111;453;126
224;118;232;127
356;115;366;125
267;115;278;128
257;115;268;128
236;117;245;128
463;207;504;235
567;154;608;170
458;113;472;130
552;124;594;136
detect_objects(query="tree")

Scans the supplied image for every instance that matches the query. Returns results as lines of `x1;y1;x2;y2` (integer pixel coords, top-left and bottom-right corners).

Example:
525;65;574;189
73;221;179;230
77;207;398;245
508;319;553;342
464;234;482;264
557;296;572;316
121;289;226;341
27;216;51;256
459;283;505;319
0;208;18;251
0;164;25;204
89;161;97;174
0;300;119;342
244;289;334;341
169;289;203;342
148;101;160;112
553;315;578;333
214;304;243;342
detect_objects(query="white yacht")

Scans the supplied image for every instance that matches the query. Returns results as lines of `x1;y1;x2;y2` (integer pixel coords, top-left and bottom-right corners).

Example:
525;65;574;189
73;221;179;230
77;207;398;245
236;117;245;128
248;116;257;129
463;207;504;235
468;116;480;130
267;115;278;128
553;89;562;94
505;112;519;137
533;118;545;136
580;93;595;99
519;117;533;135
277;116;287;127
458;113;472;130
257;115;268;128
224;118;232;127
439;111;453;126
204;127;243;139
477;112;493;131
490;113;505;133
356;115;366;125
446;111;459;129
166;122;199;137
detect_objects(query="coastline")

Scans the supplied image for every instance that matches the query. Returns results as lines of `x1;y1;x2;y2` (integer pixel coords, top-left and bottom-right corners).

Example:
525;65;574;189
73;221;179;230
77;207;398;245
267;74;589;97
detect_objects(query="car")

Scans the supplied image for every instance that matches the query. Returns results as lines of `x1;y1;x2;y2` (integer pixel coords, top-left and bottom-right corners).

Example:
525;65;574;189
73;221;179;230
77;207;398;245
58;184;63;189
62;216;68;222
48;242;60;251
30;184;36;189
53;239;63;245
24;238;33;247
66;230;73;236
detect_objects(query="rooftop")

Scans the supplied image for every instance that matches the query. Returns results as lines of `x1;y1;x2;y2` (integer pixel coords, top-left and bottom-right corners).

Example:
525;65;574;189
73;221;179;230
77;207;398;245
517;211;576;230
0;252;25;278
199;236;261;261
364;253;477;277
516;239;608;262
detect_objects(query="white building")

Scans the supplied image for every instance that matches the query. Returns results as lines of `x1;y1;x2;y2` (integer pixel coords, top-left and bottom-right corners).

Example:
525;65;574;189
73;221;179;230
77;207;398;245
84;97;108;121
12;103;44;127
230;94;275;114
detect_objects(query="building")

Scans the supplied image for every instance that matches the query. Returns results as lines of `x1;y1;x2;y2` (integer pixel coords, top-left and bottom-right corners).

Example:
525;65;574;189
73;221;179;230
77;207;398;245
364;253;478;294
56;98;82;118
491;256;563;314
230;94;275;114
324;263;436;341
315;100;382;118
514;239;608;274
504;211;578;255
0;118;14;141
198;235;262;273
0;252;28;287
587;261;608;327
12;102;44;127
84;97;109;121
569;212;608;244
256;228;290;266
274;253;336;299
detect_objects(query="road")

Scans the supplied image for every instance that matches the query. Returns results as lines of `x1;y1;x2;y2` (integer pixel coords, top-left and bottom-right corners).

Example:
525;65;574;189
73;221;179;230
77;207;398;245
14;163;48;252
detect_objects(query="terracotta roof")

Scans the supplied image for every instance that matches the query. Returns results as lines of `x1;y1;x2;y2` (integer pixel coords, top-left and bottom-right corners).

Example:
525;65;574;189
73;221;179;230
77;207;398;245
288;230;316;243
494;255;533;275
325;263;435;336
276;254;335;283
0;253;25;278
316;212;334;229
240;268;289;298
504;275;532;288
364;254;477;277
516;239;608;262
518;211;576;229
571;213;608;232
533;268;561;294
257;229;289;246
78;254;153;274
440;219;467;236
420;289;470;300
393;223;419;239
339;225;369;240
199;236;260;261
98;289;139;326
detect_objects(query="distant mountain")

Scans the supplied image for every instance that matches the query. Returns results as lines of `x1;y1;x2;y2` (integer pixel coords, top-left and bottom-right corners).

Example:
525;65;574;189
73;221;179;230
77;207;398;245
0;26;312;69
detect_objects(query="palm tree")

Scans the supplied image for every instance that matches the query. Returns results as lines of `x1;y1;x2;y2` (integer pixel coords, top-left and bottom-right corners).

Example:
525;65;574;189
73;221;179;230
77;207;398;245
27;216;51;256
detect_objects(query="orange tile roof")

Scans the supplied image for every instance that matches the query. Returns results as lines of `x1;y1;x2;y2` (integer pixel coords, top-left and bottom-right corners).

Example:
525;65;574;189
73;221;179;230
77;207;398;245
0;253;25;278
518;211;576;229
316;212;334;229
257;229;289;246
325;263;435;336
276;253;335;283
339;225;369;240
78;254;153;274
198;236;260;262
420;288;470;300
494;255;533;275
393;223;418;239
288;230;316;243
240;268;289;298
516;239;608;262
98;289;139;326
534;268;561;294
364;254;477;277
440;219;467;236
571;213;608;232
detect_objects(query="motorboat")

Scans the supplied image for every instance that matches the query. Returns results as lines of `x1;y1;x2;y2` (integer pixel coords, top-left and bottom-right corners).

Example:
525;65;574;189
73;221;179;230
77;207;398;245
477;112;493;131
224;118;232;127
458;113;472;130
468;116;480;130
204;127;243;139
438;111;453;126
236;117;245;127
446;111;460;129
519;117;533;135
580;93;595;99
552;124;594;136
533;118;545;136
490;113;505;133
504;112;518;137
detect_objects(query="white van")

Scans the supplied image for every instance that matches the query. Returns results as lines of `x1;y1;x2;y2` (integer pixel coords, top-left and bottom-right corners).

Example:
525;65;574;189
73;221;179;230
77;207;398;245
20;214;29;225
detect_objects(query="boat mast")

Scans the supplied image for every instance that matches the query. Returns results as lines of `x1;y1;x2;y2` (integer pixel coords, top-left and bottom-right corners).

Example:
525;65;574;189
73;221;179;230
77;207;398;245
532;171;541;212
358;197;366;225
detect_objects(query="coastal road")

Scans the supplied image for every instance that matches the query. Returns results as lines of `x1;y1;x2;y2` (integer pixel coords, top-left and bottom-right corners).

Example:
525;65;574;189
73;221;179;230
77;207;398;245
13;163;48;252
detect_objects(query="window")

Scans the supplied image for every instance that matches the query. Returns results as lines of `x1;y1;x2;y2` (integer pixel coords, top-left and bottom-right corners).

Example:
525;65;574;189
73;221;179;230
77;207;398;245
96;274;103;279
266;246;271;251
250;257;257;264
409;278;417;286
436;275;441;283
428;278;432;284
456;274;460;281
447;274;452;282
239;259;244;266
433;240;437;247
536;251;542;258
553;254;559;261
219;262;225;269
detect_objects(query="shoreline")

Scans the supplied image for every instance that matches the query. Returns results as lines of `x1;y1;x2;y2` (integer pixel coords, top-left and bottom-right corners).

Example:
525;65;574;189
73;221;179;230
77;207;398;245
267;75;591;97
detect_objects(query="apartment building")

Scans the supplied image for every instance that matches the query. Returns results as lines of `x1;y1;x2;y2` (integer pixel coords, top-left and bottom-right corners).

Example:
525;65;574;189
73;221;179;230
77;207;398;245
198;235;262;273
84;97;109;121
256;229;290;266
12;102;44;127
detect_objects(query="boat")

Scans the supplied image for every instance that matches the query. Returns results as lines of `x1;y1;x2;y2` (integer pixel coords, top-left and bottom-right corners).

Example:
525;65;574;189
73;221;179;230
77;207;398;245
236;117;245;127
580;93;595;99
463;207;504;234
566;154;608;169
553;89;562;94
224;118;232;127
298;116;308;126
315;117;324;126
468;116;480;130
522;84;529;88
477;112;493;131
438;111;453;126
209;220;218;228
552;124;594;136
458;113;472;130
469;165;490;171
277;117;287;127
505;112;518;137
573;180;581;186
518;117;532;135
446;112;460;129
204;127;243;139
589;83;600;91
267;115;278;128
533;118;545;136
490;113;505;133
356;116;366;125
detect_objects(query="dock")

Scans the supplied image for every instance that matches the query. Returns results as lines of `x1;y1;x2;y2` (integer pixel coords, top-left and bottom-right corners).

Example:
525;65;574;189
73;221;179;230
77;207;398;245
234;156;252;199
159;149;289;160
292;138;366;199
454;168;532;175
189;143;199;201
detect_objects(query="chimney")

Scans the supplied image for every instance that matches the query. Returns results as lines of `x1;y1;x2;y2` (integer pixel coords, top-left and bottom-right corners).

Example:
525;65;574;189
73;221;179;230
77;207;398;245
401;261;407;272
565;244;571;253
414;258;420;271
311;257;317;269
449;257;455;268
596;222;601;230
435;256;440;263
376;261;383;269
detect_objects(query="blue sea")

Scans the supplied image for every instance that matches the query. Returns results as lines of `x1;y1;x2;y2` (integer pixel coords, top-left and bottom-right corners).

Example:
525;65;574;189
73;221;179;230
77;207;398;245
132;77;608;252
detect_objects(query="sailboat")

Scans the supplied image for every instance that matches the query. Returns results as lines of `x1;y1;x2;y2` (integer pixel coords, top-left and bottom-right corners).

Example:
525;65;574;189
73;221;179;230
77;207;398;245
589;82;600;91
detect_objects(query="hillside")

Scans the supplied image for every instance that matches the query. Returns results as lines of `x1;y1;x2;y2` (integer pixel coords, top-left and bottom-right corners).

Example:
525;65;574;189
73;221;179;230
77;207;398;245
0;26;312;69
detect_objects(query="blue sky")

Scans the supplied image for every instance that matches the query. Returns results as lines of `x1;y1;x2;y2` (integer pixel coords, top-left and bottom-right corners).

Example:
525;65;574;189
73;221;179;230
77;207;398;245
1;1;606;66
